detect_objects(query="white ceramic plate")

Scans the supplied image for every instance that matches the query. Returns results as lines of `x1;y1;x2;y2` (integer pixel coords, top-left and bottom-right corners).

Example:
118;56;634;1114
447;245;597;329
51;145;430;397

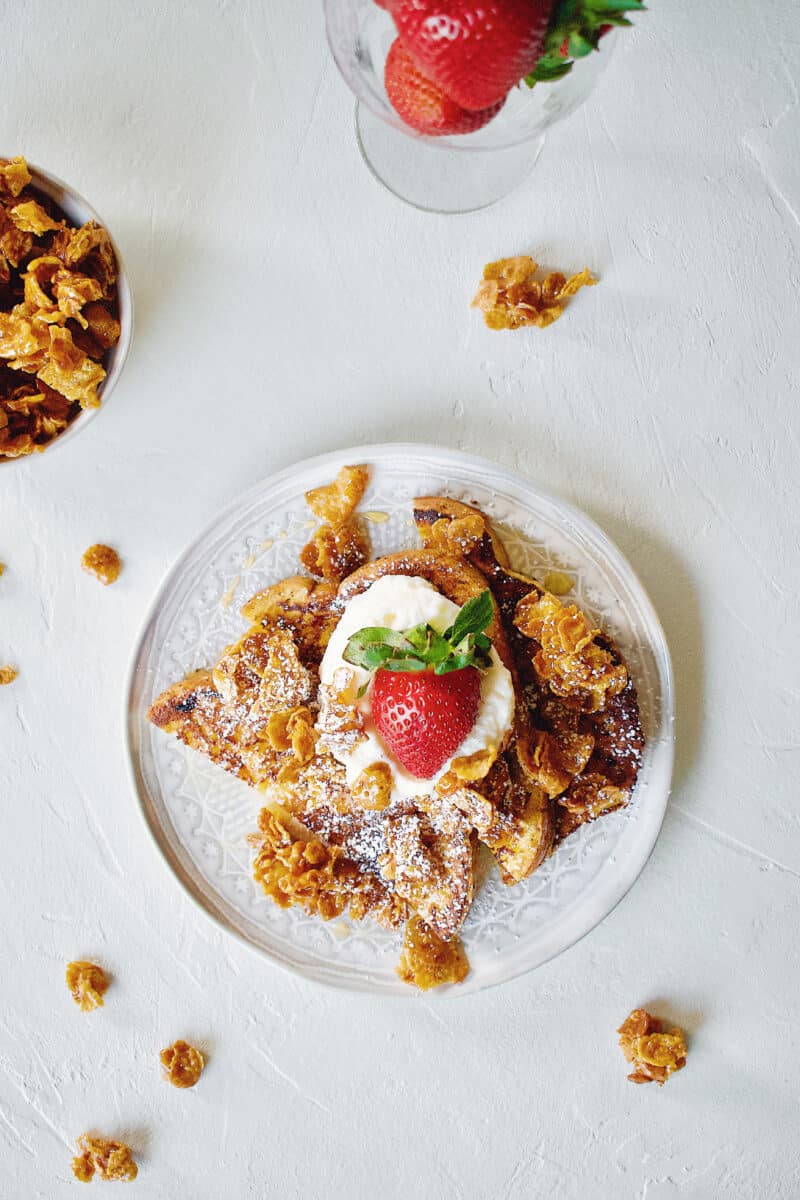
126;444;674;996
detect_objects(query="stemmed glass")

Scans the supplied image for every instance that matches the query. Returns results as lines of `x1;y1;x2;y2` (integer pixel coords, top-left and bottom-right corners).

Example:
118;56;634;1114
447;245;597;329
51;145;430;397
324;0;616;214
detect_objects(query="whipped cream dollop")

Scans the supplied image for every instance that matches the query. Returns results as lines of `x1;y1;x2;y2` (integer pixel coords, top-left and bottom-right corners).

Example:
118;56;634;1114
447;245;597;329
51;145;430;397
319;575;514;802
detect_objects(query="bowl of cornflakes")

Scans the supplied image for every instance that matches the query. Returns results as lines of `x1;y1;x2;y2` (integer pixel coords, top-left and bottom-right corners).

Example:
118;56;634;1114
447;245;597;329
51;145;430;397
0;155;133;462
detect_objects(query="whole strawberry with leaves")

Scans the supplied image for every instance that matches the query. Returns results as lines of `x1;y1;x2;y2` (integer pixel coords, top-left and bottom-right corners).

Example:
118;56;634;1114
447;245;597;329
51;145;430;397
343;590;494;779
378;0;645;133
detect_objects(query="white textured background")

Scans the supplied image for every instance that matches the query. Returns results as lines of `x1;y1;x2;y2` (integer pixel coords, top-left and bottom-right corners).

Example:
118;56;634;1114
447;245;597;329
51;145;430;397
2;0;800;1196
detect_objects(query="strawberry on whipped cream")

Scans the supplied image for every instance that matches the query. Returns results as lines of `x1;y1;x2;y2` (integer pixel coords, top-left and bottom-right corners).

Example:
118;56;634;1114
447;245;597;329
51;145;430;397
319;575;514;801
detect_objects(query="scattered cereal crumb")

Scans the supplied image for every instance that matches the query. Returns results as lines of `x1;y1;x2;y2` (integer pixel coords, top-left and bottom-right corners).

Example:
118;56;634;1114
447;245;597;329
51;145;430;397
362;510;389;524
543;570;573;596
160;1039;205;1089
81;543;121;585
397;915;469;991
0;665;17;685
66;960;109;1012
618;1008;687;1086
71;1133;138;1182
472;255;596;330
0;562;5;575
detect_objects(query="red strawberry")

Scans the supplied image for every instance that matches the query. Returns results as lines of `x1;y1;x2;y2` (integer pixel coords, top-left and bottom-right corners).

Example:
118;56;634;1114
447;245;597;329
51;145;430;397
371;666;481;779
384;38;504;136
390;1;550;112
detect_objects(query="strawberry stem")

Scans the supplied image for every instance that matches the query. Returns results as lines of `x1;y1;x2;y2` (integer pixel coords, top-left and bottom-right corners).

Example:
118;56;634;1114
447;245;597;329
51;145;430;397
524;0;645;88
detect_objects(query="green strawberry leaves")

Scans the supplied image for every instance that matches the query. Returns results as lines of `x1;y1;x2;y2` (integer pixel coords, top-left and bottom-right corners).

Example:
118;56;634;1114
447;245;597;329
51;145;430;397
525;0;645;88
343;590;494;694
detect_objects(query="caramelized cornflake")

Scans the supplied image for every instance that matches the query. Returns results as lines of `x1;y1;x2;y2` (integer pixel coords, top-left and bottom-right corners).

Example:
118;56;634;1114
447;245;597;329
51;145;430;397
160;1039;205;1089
514;589;627;711
0;158;120;457
0;665;17;685
71;1133;138;1182
305;464;369;526
618;1009;687;1086
81;543;121;585
301;464;371;582
436;748;496;796
66;960;109;1011
397;915;469;991
300;519;369;583
472;256;596;330
0;157;32;197
351;762;393;811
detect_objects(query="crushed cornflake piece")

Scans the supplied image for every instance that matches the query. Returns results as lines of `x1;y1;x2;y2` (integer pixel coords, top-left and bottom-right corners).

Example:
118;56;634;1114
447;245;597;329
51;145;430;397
436;748;496;796
0;156;32;197
0;562;5;575
10;199;61;235
543;569;573;596
37;325;105;407
514;589;627;711
81;544;121;585
301;465;371;583
397;915;469;991
472;255;596;330
618;1008;687;1086
351;762;393;811
423;512;486;558
160;1039;205;1089
71;1133;138;1182
305;464;369;526
66;960;109;1012
0;665;18;685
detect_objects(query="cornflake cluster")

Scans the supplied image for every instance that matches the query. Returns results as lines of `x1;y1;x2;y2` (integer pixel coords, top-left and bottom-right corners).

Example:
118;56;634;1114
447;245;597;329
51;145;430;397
66;960;109;1012
0;156;121;458
81;543;122;586
472;255;596;330
618;1008;688;1085
160;1039;205;1089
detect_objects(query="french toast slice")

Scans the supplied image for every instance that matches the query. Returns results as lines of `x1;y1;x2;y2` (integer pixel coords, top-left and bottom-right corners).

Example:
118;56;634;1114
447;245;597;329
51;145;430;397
412;497;644;844
146;627;313;788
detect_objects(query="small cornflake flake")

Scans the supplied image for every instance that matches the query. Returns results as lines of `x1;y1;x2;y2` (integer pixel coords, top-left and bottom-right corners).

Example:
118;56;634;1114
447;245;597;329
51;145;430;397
71;1133;137;1182
618;1008;687;1086
66;960;109;1011
472;255;596;330
397;915;469;991
0;664;17;685
160;1039;205;1089
81;543;121;585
